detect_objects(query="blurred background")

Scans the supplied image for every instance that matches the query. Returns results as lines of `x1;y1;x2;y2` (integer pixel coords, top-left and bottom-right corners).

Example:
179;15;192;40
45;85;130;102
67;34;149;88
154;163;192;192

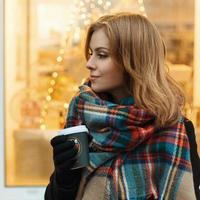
1;0;200;198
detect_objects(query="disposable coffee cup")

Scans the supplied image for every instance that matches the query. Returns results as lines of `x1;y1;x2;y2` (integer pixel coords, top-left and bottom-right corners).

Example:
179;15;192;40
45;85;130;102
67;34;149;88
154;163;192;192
58;125;89;169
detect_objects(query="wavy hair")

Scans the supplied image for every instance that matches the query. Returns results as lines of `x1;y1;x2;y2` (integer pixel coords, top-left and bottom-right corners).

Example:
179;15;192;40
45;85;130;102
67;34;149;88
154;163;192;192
85;12;185;127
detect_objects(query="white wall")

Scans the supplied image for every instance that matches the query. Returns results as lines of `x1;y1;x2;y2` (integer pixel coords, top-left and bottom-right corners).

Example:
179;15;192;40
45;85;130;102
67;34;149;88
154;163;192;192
0;0;5;194
0;0;45;199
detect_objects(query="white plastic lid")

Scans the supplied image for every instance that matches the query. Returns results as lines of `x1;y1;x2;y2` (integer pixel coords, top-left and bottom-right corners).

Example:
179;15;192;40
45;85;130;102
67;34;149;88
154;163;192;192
58;125;88;136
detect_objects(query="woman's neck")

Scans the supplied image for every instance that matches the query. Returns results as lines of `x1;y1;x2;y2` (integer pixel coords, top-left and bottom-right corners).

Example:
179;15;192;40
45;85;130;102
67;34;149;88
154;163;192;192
110;89;132;104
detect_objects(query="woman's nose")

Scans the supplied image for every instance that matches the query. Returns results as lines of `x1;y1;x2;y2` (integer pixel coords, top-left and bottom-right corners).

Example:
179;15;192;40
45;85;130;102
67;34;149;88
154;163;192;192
86;56;96;70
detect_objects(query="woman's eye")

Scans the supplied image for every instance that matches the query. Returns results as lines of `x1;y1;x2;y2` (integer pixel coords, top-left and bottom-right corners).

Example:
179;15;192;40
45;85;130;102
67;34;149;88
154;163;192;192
98;54;108;59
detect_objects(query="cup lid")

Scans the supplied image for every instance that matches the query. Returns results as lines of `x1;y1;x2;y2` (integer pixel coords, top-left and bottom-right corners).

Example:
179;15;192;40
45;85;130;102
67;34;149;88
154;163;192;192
58;125;88;136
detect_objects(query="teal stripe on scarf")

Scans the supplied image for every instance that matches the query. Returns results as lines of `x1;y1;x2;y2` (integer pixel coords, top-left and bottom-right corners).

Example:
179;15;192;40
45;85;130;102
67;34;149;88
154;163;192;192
65;82;193;200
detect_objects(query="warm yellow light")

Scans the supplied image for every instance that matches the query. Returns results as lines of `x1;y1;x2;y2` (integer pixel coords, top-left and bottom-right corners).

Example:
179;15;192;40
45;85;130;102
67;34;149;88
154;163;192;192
46;95;52;101
139;6;145;12
98;0;103;5
50;80;56;85
80;1;84;6
64;103;69;109
40;124;46;130
138;0;143;4
73;27;81;43
81;78;86;84
48;87;54;93
84;20;90;26
81;14;86;19
106;1;111;7
52;72;58;78
57;56;63;62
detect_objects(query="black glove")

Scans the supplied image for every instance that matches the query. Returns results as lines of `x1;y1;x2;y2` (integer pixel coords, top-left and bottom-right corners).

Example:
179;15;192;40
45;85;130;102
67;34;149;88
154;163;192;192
50;135;82;187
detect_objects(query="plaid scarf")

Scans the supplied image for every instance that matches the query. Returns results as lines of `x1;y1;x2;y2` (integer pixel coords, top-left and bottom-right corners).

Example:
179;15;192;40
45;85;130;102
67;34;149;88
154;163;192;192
66;83;194;200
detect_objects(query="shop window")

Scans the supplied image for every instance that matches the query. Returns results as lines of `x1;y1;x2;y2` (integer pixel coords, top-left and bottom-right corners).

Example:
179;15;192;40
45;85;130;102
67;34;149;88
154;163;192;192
5;0;196;186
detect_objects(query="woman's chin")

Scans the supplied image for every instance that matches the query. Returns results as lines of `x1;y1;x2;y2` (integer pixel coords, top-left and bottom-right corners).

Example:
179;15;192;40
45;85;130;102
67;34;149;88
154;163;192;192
91;84;104;93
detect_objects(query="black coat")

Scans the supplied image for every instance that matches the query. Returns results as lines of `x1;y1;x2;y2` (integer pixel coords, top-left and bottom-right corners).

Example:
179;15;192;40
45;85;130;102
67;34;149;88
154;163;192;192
45;119;200;200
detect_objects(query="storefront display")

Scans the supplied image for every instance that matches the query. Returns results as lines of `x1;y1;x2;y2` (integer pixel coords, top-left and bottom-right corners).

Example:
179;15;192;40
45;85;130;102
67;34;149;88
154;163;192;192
3;0;199;189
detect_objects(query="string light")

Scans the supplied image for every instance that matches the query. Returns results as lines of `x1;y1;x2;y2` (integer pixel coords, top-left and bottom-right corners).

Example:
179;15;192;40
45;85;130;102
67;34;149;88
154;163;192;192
64;103;69;109
48;88;54;94
56;56;63;63
52;72;58;78
39;0;113;130
137;0;147;17
39;0;148;130
98;0;103;5
40;124;46;130
80;1;84;6
50;80;56;86
46;95;52;101
75;0;113;28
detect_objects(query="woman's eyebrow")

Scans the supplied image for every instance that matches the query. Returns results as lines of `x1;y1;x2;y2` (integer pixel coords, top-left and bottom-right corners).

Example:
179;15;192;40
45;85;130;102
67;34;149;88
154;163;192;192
89;47;109;51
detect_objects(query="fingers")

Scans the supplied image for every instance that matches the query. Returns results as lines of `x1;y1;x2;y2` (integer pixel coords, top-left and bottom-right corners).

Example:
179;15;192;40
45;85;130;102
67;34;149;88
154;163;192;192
53;141;75;155
56;158;77;171
51;135;79;170
53;146;78;165
51;135;74;147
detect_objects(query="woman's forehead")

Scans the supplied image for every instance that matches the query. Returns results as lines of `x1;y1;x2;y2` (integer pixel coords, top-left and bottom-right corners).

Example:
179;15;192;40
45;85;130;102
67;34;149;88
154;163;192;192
89;29;110;50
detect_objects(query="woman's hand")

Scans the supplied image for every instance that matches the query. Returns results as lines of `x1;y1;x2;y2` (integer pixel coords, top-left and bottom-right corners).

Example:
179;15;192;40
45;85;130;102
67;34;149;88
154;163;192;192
50;135;82;186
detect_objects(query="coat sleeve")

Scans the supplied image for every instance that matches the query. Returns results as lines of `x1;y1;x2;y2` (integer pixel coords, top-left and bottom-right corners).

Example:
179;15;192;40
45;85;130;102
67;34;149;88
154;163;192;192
184;119;200;200
45;95;82;200
44;172;80;200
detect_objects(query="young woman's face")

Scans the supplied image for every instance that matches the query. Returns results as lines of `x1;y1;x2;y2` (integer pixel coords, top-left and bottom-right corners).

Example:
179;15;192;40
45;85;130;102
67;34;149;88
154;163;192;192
86;28;129;100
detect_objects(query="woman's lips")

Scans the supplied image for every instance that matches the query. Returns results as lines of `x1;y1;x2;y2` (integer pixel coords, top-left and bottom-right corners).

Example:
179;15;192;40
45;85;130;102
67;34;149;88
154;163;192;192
90;76;100;80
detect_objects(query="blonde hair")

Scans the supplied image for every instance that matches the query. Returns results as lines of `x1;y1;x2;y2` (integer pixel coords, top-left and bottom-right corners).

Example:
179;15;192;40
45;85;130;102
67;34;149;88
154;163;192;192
85;12;185;127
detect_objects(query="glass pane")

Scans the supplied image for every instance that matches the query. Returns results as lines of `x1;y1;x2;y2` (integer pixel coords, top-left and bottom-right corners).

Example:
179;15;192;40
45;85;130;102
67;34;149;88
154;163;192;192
5;0;88;186
146;0;194;106
5;0;197;187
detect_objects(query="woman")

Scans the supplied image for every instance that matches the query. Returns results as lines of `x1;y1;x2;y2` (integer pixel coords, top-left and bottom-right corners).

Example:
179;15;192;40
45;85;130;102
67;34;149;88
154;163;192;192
45;13;200;200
